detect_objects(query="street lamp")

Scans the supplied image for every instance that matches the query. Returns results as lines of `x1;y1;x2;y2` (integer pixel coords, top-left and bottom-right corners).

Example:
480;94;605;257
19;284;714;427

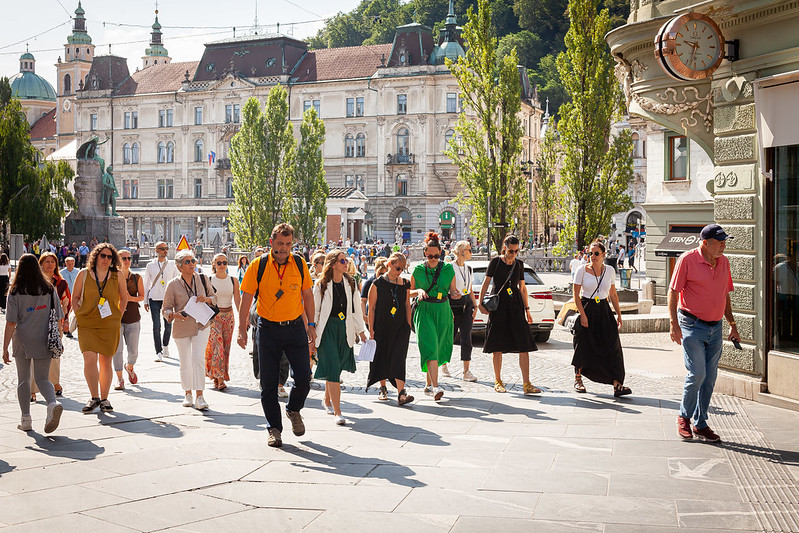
521;159;535;247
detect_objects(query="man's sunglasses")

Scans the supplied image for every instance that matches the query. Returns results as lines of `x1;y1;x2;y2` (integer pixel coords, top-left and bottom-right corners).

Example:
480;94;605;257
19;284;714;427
427;254;440;259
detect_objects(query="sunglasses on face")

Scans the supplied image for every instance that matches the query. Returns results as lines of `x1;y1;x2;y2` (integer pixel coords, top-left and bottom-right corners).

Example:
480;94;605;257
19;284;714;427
216;261;228;266
99;253;113;259
120;256;132;261
591;251;602;256
184;258;197;264
506;249;519;255
427;254;440;259
338;258;348;265
156;247;167;251
393;265;402;271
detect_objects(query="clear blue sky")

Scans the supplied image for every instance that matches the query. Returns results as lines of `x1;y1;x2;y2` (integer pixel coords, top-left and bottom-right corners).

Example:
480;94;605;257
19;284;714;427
2;0;363;88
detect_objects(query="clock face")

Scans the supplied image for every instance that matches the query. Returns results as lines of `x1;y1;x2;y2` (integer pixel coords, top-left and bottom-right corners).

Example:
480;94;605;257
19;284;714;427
654;13;725;81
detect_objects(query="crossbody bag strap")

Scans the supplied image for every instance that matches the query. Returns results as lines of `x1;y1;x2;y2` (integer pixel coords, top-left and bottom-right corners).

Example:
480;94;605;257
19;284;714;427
426;262;443;293
494;259;517;294
149;260;168;290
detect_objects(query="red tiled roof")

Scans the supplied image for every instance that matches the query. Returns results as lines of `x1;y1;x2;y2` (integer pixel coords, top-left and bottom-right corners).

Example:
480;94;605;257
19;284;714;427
294;44;393;83
116;61;200;96
29;107;56;140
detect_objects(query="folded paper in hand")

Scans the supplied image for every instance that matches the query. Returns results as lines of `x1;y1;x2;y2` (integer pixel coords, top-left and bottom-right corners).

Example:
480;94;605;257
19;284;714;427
355;339;376;362
183;296;215;326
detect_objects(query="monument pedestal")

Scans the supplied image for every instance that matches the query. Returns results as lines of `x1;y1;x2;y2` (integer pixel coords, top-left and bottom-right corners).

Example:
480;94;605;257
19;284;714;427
64;158;125;248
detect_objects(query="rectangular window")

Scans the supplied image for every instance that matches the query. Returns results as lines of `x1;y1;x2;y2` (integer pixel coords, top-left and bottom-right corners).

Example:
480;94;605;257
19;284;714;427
226;178;234;198
355;175;365;192
90;113;97;131
157;179;173;199
396;174;407;196
233;104;240;123
667;134;689;181
345;175;355;188
346;98;355;118
313;100;320;114
166;109;173;127
158;109;166;128
226;104;240;123
194;178;202;199
397;94;407;115
131;111;138;129
124;112;131;129
195;107;203;125
303;100;311;113
122;179;138;199
446;93;458;113
356;97;364;117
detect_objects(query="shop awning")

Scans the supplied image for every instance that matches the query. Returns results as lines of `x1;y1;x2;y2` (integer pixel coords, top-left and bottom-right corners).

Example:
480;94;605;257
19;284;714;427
654;230;701;257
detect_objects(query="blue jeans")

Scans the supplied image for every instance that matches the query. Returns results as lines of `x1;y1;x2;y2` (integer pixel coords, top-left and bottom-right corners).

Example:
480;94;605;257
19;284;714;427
149;299;172;353
678;313;723;429
257;317;311;432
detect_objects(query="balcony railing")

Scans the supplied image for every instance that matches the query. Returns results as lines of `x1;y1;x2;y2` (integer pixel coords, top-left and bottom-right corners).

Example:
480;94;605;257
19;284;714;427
387;153;414;165
215;158;231;170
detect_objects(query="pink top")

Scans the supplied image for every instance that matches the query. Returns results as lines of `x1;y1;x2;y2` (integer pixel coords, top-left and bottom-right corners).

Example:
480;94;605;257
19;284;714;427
669;247;733;322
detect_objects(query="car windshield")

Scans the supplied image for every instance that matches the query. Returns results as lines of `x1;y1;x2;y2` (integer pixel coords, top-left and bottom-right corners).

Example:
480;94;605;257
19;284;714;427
472;267;544;286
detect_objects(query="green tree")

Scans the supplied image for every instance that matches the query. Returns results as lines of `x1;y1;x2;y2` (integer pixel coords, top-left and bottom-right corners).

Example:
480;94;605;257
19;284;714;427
9;160;75;241
555;0;633;249
292;108;329;246
445;0;525;252
530;53;567;117
497;30;545;69
535;120;561;242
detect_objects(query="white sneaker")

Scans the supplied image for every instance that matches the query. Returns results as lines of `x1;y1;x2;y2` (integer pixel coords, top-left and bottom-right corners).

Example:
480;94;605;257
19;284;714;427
44;402;63;434
18;415;32;431
424;386;433;396
182;393;193;407
463;370;478;382
278;385;289;398
194;396;209;411
162;345;170;358
334;415;347;426
440;364;451;377
433;387;444;401
155;352;164;362
324;403;335;415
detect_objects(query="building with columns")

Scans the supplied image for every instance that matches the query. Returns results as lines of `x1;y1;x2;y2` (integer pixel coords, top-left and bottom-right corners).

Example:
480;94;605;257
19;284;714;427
608;0;799;404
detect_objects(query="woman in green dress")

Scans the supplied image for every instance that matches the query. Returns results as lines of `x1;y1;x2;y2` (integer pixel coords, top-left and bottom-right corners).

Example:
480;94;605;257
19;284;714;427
411;232;458;402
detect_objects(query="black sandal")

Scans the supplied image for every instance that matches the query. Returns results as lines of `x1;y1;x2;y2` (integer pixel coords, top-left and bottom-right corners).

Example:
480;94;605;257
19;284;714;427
398;389;414;406
614;384;632;397
574;376;586;393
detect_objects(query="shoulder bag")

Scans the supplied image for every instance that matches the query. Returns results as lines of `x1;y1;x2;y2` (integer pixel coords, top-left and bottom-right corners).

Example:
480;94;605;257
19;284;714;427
199;274;220;320
47;290;64;358
410;262;442;333
482;259;517;312
68;270;86;334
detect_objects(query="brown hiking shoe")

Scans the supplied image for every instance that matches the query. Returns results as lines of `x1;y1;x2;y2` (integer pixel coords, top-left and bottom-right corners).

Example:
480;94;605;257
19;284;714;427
677;416;693;440
267;428;282;448
286;409;305;436
692;425;721;443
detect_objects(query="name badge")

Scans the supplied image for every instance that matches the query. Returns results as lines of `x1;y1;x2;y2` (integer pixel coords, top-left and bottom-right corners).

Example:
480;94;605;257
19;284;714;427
437;292;442;300
160;279;165;286
98;297;106;306
338;312;346;321
390;306;397;316
462;288;469;295
595;296;601;303
507;287;513;296
98;300;112;319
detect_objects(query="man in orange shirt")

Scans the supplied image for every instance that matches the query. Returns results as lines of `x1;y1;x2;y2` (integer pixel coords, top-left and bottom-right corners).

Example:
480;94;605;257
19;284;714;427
669;224;740;443
238;223;315;448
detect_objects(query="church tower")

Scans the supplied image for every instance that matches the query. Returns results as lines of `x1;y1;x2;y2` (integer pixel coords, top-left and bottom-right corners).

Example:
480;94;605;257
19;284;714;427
55;1;95;141
142;11;171;69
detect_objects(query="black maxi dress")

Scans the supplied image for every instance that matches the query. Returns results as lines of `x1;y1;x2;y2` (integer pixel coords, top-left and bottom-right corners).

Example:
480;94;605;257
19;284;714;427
367;276;411;388
483;257;538;354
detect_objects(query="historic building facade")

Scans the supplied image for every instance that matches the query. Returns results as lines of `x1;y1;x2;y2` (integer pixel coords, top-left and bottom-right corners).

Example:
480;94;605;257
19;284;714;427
608;0;799;404
68;2;541;246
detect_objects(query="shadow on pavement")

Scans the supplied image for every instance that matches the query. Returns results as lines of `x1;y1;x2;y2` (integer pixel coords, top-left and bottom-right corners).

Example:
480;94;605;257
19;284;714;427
0;459;13;475
201;411;266;431
721;441;799;467
349;417;447;446
25;436;105;461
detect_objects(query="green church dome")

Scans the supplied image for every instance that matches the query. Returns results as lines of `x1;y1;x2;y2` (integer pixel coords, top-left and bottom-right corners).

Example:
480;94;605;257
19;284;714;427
10;72;57;101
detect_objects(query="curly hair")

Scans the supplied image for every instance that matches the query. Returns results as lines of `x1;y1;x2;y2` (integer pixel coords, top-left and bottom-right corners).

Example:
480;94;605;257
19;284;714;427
423;231;441;251
86;243;120;272
318;250;355;300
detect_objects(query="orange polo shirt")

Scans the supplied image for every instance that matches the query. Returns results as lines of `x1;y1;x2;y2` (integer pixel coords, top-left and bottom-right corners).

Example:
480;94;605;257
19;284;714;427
240;252;312;322
669;247;734;322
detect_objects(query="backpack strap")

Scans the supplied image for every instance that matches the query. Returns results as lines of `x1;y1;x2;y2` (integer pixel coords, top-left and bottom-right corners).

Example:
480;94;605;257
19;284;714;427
253;256;268;300
293;253;305;286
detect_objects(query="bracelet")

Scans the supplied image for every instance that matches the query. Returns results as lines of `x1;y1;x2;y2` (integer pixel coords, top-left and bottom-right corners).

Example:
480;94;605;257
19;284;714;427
307;322;316;327
728;320;736;326
525;307;530;310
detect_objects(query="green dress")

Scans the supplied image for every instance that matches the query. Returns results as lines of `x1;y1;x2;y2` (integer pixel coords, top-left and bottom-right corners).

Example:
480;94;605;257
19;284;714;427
412;262;455;371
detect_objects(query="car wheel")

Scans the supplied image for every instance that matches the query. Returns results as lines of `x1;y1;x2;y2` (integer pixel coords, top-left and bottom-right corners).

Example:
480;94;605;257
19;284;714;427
534;330;550;343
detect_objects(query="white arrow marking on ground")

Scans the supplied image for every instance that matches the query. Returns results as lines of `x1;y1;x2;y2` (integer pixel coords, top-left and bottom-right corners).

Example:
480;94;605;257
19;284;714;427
670;458;726;480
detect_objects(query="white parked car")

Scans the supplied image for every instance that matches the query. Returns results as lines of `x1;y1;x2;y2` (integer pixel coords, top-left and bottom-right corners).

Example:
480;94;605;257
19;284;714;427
469;260;556;342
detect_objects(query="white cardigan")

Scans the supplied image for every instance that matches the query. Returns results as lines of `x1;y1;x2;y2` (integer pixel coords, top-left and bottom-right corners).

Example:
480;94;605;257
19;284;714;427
313;277;366;348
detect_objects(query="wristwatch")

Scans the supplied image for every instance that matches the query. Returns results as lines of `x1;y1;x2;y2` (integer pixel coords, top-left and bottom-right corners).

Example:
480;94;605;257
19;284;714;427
307;322;316;327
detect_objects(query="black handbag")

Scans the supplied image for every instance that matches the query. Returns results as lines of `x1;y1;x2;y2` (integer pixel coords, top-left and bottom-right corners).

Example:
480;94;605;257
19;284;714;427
482;260;517;312
199;274;220;320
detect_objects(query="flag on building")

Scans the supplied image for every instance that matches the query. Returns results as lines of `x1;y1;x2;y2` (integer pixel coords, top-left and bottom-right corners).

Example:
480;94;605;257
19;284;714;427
209;151;216;166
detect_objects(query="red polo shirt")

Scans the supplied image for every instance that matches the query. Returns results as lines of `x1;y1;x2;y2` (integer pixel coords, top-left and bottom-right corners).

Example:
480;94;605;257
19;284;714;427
669;247;734;322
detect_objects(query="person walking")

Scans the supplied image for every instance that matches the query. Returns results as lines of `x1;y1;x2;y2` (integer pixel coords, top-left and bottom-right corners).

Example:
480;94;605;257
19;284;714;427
143;242;179;362
72;243;128;414
237;255;250;287
2;254;64;433
441;240;478;382
78;241;90;268
237;223;315;448
0;253;10;314
313;250;368;425
112;249;144;391
361;257;389;333
478;234;542;395
60;256;79;294
628;242;638;273
205;253;241;391
367;252;414;405
411;232;457;401
309;252;326;281
162;250;217;410
670;224;739;443
571;240;630;397
30;253;70;400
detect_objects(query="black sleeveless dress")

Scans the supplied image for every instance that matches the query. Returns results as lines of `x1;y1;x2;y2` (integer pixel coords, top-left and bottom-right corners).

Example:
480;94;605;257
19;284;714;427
367;276;411;388
483;257;538;354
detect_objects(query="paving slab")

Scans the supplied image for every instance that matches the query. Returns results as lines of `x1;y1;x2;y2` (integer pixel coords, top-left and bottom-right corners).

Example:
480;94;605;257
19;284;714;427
159;508;321;533
0;513;137;533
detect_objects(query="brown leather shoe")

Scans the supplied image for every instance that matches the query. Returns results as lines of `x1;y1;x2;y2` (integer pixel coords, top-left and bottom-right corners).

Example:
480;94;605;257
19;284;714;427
677;416;693;440
286;409;305;436
267;428;282;448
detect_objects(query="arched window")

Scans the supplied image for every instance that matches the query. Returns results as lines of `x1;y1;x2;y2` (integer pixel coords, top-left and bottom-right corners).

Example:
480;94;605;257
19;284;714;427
166;141;174;163
397;128;409;162
194;139;203;162
131;143;139;164
344;134;354;158
63;74;71;94
122;143;131;164
444;129;455;149
395;209;411;242
356;133;366;157
157;141;166;163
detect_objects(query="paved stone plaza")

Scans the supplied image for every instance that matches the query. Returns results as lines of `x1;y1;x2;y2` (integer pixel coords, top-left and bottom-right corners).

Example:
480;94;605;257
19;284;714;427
0;269;798;532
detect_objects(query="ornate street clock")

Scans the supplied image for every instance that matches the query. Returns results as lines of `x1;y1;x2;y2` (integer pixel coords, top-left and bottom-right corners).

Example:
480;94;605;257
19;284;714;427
654;13;725;81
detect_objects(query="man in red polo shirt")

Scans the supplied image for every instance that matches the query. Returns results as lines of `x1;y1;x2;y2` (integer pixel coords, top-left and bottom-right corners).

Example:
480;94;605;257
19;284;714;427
668;224;740;442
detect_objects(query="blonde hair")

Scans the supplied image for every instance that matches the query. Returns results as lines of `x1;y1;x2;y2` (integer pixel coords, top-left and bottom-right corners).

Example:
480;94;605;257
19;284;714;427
453;240;471;254
346;257;357;277
374;257;389;276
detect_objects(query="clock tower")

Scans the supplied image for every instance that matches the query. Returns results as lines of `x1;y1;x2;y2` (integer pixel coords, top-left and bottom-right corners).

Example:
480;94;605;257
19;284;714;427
56;1;95;141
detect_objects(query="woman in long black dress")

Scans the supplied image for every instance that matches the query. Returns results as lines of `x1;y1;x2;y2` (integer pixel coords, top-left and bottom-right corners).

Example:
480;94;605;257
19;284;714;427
478;234;541;395
571;240;631;397
367;252;414;405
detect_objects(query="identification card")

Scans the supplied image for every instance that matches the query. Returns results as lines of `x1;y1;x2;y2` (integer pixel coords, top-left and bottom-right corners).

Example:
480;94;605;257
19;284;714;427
595;297;601;303
98;300;112;319
160;279;165;286
507;287;513;296
98;297;106;306
338;312;346;321
275;289;284;300
390;306;397;316
437;292;442;300
463;288;469;295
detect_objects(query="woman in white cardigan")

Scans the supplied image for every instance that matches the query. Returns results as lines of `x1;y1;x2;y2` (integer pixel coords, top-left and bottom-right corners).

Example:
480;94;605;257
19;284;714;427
313;250;367;425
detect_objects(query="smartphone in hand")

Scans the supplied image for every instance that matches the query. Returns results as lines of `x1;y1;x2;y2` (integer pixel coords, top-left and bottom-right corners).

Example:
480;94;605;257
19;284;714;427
732;339;742;350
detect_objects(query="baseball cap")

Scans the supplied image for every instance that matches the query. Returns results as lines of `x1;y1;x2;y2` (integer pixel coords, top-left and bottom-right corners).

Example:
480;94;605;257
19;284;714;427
700;223;733;241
